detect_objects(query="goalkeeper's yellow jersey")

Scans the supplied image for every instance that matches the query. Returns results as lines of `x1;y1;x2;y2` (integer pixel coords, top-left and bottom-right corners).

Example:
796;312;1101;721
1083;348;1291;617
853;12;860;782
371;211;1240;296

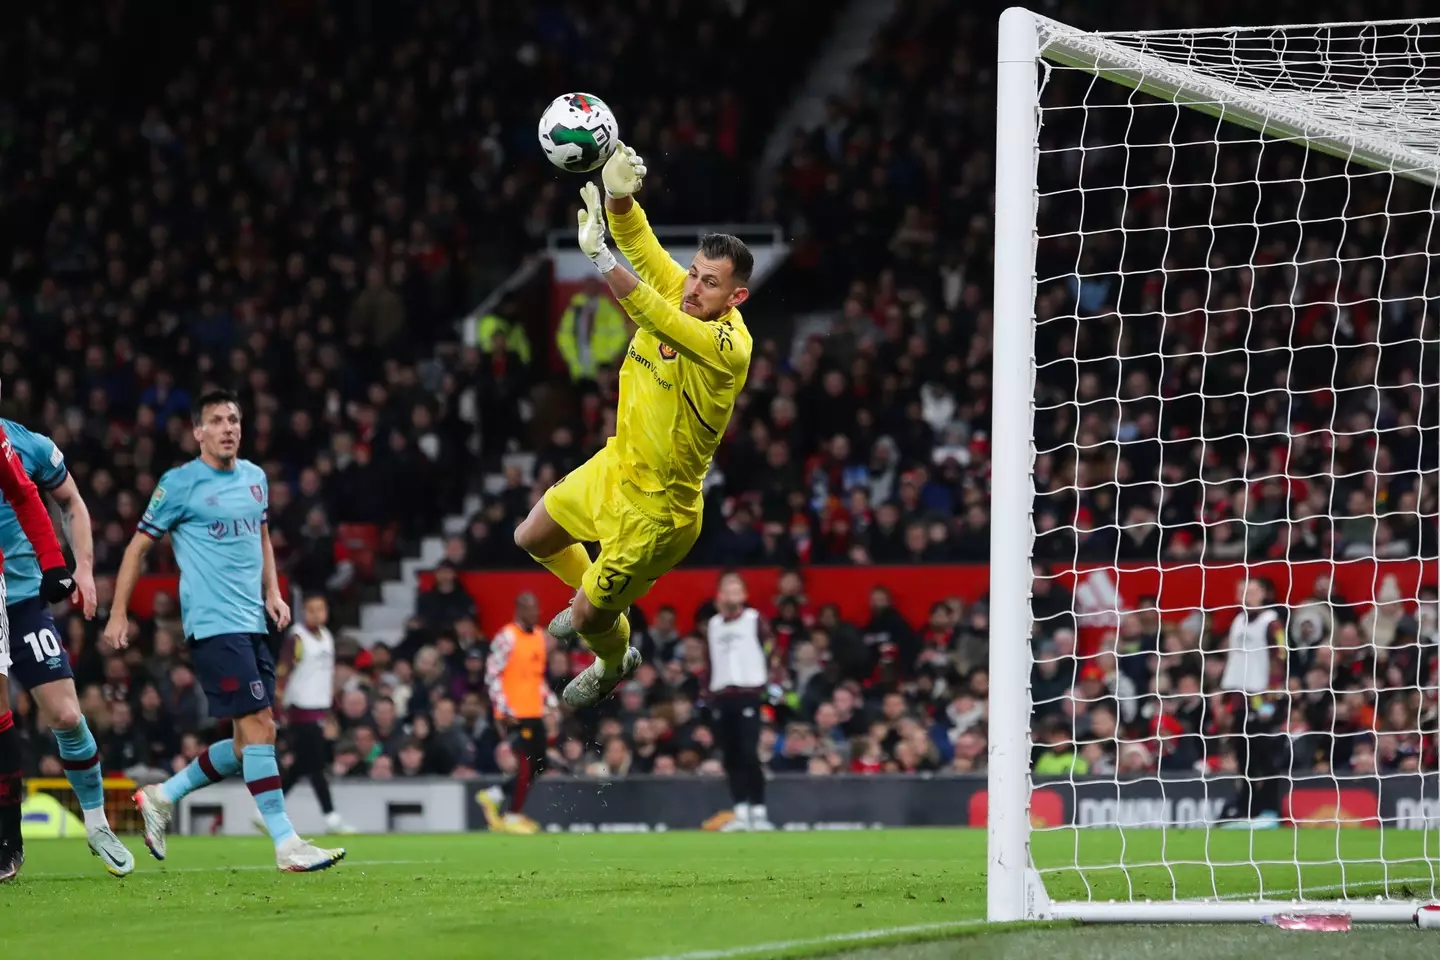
606;201;752;528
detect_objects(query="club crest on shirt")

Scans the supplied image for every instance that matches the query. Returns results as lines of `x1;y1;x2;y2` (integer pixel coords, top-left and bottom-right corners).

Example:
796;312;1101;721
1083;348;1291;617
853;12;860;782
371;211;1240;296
658;343;678;360
250;681;265;700
250;484;264;502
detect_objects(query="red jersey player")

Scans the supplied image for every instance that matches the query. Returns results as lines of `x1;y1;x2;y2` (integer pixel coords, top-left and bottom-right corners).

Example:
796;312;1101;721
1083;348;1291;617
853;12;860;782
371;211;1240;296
0;417;77;881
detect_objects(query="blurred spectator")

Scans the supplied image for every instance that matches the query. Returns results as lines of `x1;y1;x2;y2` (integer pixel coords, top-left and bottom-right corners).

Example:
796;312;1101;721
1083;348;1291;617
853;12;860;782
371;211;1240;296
557;279;629;384
413;563;478;634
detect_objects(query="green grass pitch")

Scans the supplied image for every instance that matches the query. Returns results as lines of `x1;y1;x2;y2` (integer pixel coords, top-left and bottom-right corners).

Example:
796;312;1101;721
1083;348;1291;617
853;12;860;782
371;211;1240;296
2;829;1438;959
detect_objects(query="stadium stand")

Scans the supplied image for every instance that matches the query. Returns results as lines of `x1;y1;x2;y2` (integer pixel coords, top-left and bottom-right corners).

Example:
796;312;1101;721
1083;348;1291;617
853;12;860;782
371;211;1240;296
2;0;1437;796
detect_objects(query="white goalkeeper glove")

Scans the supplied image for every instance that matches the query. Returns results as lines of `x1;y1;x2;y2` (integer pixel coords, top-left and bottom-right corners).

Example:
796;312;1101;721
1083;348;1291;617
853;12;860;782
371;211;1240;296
602;141;647;199
577;182;617;274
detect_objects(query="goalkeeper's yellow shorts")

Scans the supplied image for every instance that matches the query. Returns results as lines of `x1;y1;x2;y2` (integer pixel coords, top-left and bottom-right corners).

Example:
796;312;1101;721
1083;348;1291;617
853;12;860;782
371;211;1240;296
543;448;700;612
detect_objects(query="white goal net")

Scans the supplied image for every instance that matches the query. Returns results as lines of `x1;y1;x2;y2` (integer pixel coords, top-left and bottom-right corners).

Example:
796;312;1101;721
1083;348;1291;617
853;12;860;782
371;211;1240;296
989;9;1440;924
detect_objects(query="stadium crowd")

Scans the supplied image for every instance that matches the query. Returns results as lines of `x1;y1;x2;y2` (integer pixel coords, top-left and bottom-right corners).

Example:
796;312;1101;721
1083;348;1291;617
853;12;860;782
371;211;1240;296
3;0;1439;798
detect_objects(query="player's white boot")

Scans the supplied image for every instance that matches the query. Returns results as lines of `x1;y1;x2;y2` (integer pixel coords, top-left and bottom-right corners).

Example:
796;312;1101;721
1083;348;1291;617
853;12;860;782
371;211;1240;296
88;824;135;876
562;647;642;709
748;805;777;832
325;811;359;835
276;834;346;872
721;803;751;832
133;785;173;861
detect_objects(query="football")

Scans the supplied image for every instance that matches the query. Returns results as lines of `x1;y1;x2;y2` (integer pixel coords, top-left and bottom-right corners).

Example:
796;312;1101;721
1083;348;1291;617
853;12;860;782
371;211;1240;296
538;92;619;172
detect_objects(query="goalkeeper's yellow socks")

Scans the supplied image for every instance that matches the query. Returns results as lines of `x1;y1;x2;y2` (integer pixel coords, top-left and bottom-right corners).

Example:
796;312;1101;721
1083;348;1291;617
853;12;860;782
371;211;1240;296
579;613;632;677
534;545;590;590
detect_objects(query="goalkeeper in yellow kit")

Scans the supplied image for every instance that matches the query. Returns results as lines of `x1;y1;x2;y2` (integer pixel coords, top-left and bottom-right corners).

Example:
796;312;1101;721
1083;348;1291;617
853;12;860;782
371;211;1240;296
514;143;754;708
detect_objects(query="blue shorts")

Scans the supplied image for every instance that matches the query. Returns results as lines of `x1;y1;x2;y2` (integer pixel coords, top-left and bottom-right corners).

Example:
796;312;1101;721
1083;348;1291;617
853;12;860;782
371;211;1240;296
3;597;75;691
190;633;275;719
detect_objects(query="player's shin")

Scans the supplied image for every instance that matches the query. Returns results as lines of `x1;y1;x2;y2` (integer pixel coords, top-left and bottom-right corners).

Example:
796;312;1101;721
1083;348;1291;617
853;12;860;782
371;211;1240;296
243;744;297;846
509;754;535;813
53;718;107;829
0;711;22;850
160;738;241;804
578;613;632;675
534;544;590;590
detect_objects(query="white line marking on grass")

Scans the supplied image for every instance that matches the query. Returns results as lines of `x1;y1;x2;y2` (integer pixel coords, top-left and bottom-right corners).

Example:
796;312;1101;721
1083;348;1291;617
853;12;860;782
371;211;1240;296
26;858;442;879
636;919;989;960
638;877;1440;959
1215;875;1437;901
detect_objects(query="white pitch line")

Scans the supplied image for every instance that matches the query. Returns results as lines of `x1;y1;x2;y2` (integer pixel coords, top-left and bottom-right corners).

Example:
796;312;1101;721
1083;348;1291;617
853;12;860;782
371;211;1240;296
25;857;443;880
636;876;1440;960
635;920;989;960
1216;875;1437;901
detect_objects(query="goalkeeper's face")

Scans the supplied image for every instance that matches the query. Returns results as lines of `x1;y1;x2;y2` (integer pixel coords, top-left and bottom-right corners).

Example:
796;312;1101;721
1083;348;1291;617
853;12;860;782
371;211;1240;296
682;253;749;321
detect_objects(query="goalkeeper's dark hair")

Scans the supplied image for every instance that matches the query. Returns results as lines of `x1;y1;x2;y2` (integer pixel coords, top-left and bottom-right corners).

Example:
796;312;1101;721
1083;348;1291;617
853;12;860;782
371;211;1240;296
191;388;242;425
699;233;753;283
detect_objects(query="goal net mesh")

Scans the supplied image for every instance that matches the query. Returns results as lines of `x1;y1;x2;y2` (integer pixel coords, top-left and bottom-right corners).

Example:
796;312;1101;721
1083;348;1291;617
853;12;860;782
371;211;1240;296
1026;15;1440;908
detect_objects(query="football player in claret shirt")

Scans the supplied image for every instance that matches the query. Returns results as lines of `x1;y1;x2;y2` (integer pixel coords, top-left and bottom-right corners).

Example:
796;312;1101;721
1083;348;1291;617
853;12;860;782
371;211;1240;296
0;414;78;882
514;143;754;711
103;390;345;872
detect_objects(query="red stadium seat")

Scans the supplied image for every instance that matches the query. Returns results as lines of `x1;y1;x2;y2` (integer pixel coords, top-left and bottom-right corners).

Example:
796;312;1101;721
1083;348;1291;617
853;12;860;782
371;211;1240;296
335;523;380;581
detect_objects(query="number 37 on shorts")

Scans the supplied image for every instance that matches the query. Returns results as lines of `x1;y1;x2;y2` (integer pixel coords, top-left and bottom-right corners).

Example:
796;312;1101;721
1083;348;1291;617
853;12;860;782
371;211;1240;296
544;451;700;612
579;499;698;611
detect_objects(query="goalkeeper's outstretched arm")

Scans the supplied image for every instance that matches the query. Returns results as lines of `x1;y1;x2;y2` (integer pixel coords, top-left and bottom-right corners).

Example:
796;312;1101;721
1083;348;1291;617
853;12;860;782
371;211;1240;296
601;143;685;298
605;266;746;375
576;183;747;376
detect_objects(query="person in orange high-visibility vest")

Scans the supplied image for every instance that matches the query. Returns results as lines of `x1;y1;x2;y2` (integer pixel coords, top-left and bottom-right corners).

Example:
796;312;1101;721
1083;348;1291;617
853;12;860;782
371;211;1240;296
478;592;554;835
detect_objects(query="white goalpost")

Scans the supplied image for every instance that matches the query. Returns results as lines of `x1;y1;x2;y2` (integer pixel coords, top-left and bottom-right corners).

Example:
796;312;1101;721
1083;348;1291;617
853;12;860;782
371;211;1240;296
990;8;1440;924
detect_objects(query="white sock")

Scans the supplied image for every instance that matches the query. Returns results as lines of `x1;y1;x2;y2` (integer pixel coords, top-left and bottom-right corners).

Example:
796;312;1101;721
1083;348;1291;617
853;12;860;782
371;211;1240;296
325;811;344;828
485;785;505;804
734;801;751;825
751;804;768;824
82;806;109;831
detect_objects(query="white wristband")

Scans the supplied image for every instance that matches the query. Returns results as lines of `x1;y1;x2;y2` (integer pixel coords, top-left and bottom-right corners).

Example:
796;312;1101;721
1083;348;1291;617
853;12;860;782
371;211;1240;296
590;246;618;275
